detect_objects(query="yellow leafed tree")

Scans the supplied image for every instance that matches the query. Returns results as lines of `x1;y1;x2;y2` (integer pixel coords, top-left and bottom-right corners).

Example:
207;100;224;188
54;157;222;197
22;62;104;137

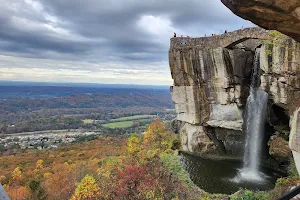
11;167;22;183
127;134;142;154
143;119;174;151
36;159;44;170
70;175;100;200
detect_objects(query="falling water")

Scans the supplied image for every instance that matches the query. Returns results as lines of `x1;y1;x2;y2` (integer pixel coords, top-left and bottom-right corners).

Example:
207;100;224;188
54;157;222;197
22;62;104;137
237;48;269;182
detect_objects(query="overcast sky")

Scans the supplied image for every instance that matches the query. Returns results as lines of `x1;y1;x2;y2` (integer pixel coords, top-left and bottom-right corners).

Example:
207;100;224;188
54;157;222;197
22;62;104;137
0;0;253;85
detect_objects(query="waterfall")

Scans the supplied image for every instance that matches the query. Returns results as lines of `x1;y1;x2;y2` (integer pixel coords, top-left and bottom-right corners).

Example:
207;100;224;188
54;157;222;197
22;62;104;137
238;48;269;182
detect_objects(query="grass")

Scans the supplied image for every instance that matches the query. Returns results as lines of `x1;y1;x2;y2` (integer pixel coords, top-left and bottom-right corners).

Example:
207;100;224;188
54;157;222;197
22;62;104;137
110;115;156;122
83;119;94;124
102;121;134;128
102;116;155;129
160;151;195;188
165;109;176;112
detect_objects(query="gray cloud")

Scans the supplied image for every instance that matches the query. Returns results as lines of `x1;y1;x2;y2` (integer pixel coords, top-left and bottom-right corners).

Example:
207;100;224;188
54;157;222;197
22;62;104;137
0;0;253;85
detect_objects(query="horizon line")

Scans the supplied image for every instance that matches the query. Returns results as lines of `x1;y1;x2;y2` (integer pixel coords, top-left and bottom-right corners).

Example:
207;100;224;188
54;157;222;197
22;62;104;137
0;80;172;87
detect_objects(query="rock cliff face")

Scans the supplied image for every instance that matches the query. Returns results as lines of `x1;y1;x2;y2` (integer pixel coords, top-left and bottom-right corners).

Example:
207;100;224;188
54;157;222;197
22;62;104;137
221;0;300;42
290;108;300;171
220;0;300;174
169;27;300;160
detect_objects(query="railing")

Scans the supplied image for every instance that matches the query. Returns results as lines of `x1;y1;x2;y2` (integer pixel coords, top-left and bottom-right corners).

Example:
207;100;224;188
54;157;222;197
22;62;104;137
277;185;300;200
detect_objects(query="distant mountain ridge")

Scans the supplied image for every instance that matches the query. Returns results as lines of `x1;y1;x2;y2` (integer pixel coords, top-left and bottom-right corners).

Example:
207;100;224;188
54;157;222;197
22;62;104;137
0;84;171;101
0;81;170;89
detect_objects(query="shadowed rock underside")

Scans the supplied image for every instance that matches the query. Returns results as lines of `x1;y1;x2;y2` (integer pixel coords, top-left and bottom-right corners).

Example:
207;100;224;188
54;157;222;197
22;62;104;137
221;0;300;42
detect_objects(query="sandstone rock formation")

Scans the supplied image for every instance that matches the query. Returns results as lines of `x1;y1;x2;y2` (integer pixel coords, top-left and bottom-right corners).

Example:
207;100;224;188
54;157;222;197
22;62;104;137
290;108;300;172
221;0;300;42
220;0;300;174
169;27;300;160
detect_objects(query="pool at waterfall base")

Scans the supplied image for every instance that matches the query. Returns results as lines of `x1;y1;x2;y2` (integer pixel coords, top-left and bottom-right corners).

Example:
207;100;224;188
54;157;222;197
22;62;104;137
179;152;285;194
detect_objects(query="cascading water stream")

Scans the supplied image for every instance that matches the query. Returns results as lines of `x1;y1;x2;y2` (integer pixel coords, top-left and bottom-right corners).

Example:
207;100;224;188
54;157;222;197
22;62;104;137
235;48;269;182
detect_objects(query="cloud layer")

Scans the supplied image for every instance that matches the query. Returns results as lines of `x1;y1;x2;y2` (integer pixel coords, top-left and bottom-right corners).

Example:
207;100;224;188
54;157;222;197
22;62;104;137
0;0;253;85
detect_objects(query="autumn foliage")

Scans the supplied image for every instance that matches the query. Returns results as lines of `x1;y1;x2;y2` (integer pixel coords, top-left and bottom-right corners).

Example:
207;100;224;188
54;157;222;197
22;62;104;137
0;120;200;200
71;175;100;200
116;165;155;199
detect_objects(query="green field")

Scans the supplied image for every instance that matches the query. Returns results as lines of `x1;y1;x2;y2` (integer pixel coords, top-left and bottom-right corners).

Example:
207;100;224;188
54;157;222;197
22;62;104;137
83;115;158;129
102;121;134;128
165;109;176;112
83;119;94;124
110;115;156;122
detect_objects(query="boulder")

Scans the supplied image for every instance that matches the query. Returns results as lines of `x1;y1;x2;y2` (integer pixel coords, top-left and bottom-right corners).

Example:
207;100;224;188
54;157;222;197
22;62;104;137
221;0;300;42
269;135;291;164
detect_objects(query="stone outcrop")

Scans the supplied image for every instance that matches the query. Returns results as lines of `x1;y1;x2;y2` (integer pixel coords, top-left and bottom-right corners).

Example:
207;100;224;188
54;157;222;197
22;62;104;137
221;0;300;42
269;135;291;164
170;28;272;49
169;27;300;158
290;108;300;172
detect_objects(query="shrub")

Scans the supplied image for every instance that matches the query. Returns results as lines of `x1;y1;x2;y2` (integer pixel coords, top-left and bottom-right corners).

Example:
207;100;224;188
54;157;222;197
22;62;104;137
127;133;142;154
230;190;258;200
71;175;100;200
288;159;299;177
160;151;193;188
115;165;156;199
276;177;291;187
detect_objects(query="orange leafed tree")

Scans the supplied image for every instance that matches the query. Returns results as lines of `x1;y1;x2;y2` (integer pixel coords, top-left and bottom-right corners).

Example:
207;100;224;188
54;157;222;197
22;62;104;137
43;163;77;200
4;185;30;200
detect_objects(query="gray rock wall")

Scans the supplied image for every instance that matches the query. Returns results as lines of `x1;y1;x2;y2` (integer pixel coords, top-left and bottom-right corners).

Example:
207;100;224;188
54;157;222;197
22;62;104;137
169;27;300;157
